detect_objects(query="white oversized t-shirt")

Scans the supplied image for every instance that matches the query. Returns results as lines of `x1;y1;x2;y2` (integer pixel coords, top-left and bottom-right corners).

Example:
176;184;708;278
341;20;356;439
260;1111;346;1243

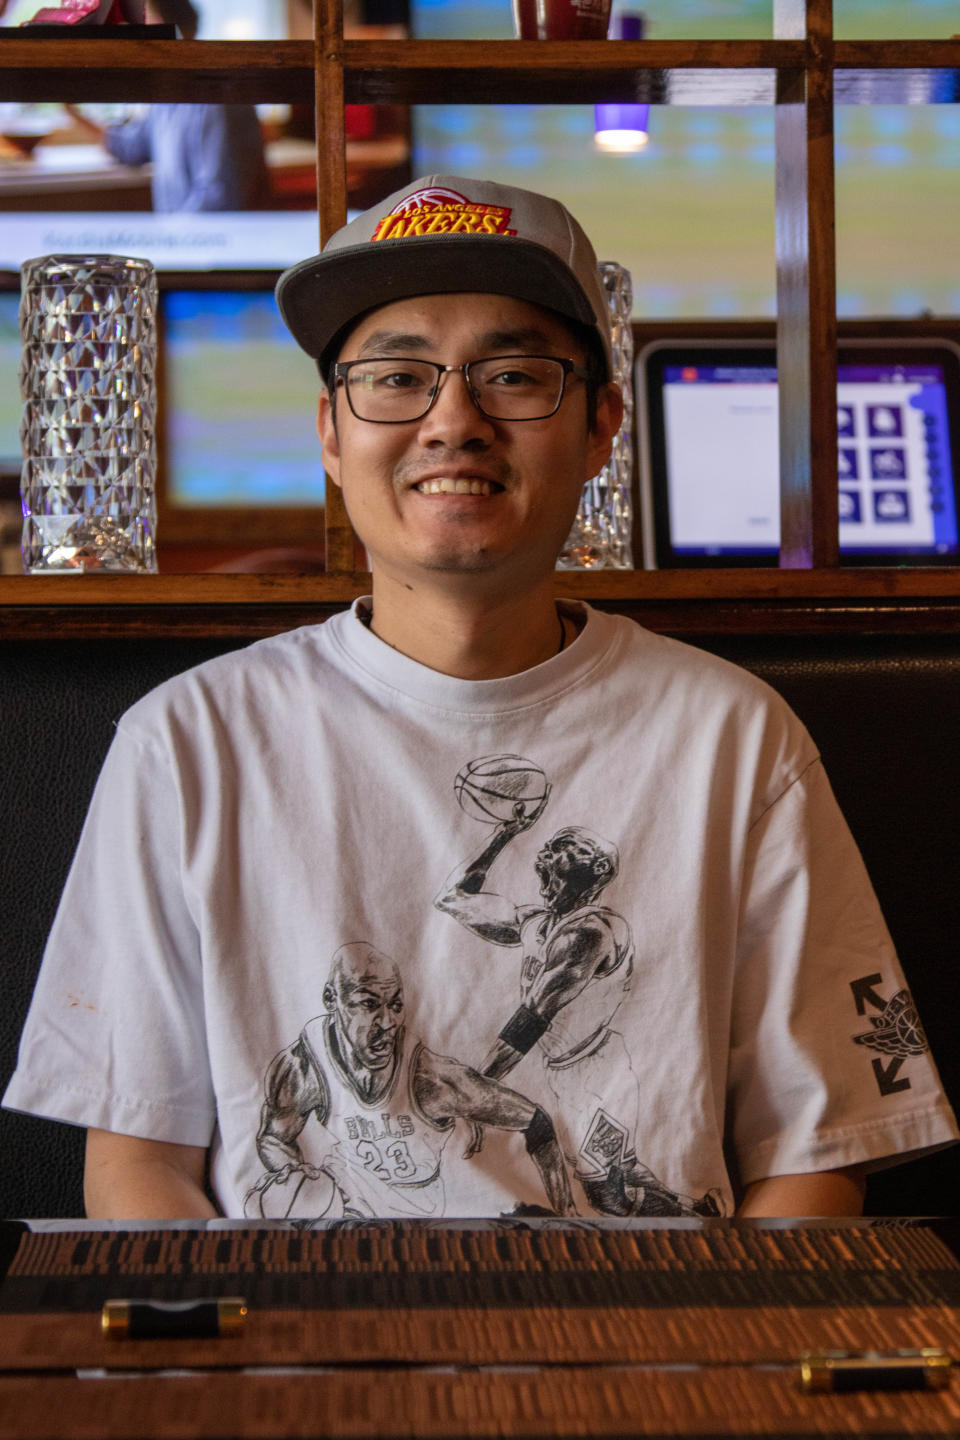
6;602;957;1217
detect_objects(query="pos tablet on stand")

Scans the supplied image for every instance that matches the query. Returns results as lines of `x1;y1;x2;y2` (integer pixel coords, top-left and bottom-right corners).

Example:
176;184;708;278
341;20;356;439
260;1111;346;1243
638;338;960;567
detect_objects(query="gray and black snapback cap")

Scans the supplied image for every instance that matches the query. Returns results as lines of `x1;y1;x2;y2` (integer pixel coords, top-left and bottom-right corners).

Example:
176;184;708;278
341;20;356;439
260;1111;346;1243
275;174;613;379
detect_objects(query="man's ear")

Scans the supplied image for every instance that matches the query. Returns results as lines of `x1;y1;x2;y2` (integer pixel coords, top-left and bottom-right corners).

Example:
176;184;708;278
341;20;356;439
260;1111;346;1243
585;382;624;480
317;390;341;489
591;854;613;883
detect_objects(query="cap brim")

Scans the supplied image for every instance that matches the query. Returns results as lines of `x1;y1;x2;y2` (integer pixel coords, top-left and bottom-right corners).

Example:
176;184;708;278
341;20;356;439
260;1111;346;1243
276;234;603;371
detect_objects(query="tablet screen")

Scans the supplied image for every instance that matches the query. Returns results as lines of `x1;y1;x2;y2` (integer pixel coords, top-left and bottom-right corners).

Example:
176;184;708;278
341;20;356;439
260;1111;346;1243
639;340;960;566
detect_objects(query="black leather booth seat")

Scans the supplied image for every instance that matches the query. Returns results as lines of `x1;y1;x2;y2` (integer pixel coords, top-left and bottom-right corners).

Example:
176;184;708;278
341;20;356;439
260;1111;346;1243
2;627;958;1218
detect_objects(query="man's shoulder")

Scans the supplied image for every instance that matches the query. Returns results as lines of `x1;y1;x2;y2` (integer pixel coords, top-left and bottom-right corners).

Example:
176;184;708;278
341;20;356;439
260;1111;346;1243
116;619;345;738
549;905;630;948
604;612;803;720
568;903;630;933
593;612;819;783
299;1015;330;1058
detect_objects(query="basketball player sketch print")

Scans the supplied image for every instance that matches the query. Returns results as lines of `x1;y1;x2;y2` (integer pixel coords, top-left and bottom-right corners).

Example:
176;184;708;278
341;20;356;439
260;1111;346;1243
244;940;574;1222
435;754;722;1220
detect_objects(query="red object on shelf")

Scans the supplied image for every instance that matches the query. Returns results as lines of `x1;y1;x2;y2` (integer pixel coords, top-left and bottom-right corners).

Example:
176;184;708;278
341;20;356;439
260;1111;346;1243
25;0;144;23
344;105;377;140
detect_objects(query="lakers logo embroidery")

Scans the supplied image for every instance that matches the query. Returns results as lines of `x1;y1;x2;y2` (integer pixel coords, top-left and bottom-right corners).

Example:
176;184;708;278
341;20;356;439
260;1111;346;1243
372;187;517;241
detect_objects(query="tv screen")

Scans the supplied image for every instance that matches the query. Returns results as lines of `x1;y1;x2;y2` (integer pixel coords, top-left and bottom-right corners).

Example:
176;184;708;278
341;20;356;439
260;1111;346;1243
0;289;20;479
0;96;320;274
0;280;324;509
160;285;324;509
410;0;960;321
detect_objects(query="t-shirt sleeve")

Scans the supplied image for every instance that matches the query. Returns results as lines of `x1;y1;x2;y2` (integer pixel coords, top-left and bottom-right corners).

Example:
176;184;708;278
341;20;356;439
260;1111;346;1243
728;758;959;1185
103;115;153;168
3;722;216;1147
176;106;263;211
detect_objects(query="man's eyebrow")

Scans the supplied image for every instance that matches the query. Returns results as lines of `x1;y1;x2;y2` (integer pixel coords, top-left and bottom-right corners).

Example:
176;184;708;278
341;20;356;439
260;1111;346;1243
476;328;558;353
356;331;433;357
342;976;402;999
354;327;563;358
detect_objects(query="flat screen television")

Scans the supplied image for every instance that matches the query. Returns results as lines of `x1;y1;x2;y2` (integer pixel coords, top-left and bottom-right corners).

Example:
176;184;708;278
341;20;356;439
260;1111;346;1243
409;0;960;322
158;278;324;515
638;338;960;566
0;287;19;483
0;274;325;520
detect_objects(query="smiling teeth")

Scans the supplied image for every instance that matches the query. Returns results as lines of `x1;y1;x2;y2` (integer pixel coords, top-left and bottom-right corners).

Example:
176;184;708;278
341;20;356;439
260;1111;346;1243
417;478;492;495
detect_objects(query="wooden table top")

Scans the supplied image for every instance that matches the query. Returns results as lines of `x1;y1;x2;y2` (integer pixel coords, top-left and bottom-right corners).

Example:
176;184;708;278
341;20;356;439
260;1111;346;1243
2;1218;960;1438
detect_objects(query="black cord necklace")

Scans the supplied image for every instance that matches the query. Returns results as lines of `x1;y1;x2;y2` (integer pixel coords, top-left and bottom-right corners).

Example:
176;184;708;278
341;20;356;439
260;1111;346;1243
360;602;569;657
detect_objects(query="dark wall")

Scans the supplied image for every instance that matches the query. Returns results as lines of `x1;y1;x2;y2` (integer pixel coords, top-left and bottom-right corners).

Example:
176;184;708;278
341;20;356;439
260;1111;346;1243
700;632;960;1216
2;637;248;1218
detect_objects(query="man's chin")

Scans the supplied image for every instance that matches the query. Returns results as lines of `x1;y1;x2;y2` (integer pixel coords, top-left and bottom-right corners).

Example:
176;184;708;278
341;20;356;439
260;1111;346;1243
417;547;500;575
363;1048;395;1068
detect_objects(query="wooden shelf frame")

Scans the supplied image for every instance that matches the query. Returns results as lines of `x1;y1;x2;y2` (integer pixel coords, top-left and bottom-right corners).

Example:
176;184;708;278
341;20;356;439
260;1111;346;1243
4;36;959;104
4;569;960;640
2;2;960;596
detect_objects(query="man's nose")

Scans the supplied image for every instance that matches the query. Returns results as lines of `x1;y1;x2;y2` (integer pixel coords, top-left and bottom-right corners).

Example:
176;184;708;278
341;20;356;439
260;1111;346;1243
417;368;494;446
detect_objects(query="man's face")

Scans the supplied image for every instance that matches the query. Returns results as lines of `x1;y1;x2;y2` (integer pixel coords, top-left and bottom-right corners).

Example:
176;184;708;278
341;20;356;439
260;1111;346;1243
317;292;621;593
331;969;405;1072
535;830;605;906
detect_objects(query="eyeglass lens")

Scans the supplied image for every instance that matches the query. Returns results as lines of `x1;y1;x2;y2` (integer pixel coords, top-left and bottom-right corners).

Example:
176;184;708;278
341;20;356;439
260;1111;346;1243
342;357;570;421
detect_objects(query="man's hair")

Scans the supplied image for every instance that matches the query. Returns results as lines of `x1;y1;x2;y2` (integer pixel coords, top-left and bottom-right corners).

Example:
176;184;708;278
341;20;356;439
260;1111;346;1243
550;825;620;888
564;316;607;432
323;941;402;1010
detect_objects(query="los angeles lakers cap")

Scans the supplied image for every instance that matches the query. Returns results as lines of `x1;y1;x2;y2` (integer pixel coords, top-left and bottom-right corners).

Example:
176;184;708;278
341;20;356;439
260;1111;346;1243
276;174;613;379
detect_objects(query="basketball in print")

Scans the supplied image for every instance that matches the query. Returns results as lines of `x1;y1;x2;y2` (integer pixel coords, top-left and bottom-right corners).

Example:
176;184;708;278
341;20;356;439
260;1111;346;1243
245;1166;342;1221
454;754;548;824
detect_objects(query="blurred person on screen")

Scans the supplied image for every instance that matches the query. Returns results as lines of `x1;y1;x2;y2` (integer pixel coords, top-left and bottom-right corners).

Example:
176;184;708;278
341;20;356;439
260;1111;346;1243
63;0;269;212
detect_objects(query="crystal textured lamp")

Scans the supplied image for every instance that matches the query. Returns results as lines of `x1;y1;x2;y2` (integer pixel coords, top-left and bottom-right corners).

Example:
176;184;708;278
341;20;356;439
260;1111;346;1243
19;253;158;572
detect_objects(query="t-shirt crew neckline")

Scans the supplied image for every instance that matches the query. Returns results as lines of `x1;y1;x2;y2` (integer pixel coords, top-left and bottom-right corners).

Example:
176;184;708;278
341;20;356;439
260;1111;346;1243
329;596;621;713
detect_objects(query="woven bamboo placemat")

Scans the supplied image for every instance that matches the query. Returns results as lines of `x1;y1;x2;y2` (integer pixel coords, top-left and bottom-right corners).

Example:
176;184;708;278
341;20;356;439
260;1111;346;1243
2;1221;960;1373
4;1363;960;1438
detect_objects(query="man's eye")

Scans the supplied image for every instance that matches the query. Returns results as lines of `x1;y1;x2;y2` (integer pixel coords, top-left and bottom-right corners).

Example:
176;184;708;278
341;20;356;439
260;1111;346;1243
487;367;537;388
377;369;426;391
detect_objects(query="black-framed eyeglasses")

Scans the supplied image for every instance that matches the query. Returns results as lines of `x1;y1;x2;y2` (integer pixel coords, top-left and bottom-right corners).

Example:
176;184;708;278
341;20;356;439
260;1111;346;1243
332;355;589;424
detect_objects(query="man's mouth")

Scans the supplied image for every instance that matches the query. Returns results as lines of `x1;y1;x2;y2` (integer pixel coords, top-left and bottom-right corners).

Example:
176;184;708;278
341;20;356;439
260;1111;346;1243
414;477;500;496
536;864;557;897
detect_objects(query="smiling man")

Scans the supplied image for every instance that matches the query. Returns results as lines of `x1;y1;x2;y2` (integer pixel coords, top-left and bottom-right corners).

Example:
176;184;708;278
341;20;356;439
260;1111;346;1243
276;178;624;681
5;175;957;1220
